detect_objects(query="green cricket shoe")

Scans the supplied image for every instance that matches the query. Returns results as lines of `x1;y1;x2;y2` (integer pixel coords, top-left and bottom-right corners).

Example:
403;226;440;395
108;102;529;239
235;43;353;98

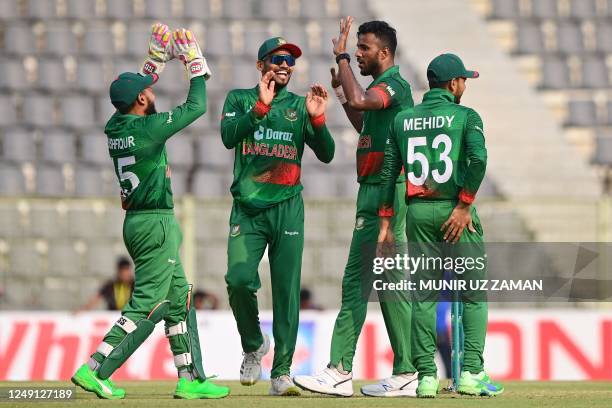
416;376;439;398
71;363;125;399
457;371;504;396
174;378;230;399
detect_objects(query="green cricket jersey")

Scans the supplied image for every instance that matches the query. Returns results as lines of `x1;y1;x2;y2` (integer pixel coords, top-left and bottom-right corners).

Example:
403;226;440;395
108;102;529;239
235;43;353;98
220;85;335;213
104;77;207;210
379;88;487;212
358;65;413;184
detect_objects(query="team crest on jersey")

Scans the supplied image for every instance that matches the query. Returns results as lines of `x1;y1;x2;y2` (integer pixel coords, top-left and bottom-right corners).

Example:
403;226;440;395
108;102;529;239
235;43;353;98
355;216;365;230
284;109;298;122
230;224;241;237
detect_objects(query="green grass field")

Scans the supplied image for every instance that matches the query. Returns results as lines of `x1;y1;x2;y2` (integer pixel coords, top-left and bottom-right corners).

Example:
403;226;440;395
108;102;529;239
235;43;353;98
1;381;611;407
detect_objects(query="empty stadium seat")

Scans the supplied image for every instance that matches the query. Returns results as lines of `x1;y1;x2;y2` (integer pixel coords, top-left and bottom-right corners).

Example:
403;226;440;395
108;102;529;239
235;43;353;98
222;0;253;18
4;23;35;55
166;136;195;168
255;0;289;19
27;0;56;19
192;169;229;197
196;135;234;167
76;60;107;93
489;0;520;19
125;23;151;57
73;165;117;197
204;24;235;57
170;168;189;197
531;0;559;19
596;23;612;54
243;24;274;59
592;135;612;166
302;169;340;198
0;165;25;195
581;57;609;89
566;100;598;127
0;0;19;19
516;23;544;54
97;95;117;125
106;0;133;19
41;130;77;164
608;101;612;125
143;0;174;19
9;243;42;278
43;23;77;56
557;23;583;55
540;57;570;89
37;59;68;92
2;128;35;163
25;94;56;127
66;0;97;18
340;0;370;18
47;243;81;276
83;25;116;56
28;206;68;238
569;0;597;18
302;0;332;19
0;61;27;91
80;132;109;165
0;95;17;127
36;165;66;196
61;96;96;128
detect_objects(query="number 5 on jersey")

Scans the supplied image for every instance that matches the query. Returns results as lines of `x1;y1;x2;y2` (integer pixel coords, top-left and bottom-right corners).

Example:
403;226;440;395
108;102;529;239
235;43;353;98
117;156;140;197
407;134;453;186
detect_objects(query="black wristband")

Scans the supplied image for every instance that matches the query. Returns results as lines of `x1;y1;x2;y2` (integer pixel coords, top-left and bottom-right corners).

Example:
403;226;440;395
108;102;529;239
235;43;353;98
336;53;350;64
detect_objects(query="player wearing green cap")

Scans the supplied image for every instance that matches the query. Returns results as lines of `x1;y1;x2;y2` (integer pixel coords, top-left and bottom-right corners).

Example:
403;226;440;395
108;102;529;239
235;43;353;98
294;17;416;398
377;53;503;398
221;37;335;396
71;24;228;400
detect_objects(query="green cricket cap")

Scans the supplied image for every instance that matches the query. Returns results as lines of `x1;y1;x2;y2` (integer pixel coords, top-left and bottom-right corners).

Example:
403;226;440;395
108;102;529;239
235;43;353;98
427;53;479;83
109;72;159;110
257;37;302;60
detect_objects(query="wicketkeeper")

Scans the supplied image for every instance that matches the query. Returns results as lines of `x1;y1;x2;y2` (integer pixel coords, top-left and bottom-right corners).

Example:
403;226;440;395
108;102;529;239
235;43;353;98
220;37;335;396
71;23;228;400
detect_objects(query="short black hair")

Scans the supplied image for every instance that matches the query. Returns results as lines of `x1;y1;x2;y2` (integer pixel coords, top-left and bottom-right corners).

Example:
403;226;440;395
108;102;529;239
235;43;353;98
428;79;451;90
357;20;397;56
117;256;131;269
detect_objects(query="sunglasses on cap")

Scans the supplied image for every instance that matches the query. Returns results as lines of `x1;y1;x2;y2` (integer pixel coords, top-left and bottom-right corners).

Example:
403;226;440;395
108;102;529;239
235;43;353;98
266;54;296;67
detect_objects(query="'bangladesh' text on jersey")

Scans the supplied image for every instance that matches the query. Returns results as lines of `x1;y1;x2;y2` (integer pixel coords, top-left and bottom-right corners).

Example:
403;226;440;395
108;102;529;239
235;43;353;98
379;88;487;213
221;85;335;213
358;65;414;184
104;77;207;211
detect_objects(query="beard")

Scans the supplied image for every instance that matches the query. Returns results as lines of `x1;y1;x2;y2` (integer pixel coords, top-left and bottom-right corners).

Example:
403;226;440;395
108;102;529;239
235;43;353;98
454;95;461;104
145;103;157;115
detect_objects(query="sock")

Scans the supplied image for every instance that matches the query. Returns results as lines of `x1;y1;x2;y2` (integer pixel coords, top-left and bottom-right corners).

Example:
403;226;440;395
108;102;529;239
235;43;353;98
88;357;101;371
178;367;196;381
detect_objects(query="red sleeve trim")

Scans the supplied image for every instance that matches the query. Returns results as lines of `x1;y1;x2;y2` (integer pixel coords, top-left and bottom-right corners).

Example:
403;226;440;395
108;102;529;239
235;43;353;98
252;100;271;118
370;84;391;108
378;207;394;217
310;113;326;128
459;189;476;204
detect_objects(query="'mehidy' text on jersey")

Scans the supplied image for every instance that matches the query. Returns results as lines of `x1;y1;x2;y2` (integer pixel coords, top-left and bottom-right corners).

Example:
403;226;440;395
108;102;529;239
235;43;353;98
379;88;487;212
221;85;335;213
105;77;206;210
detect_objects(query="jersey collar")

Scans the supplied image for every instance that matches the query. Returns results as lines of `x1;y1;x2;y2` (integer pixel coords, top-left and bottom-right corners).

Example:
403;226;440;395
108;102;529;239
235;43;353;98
422;88;456;104
370;65;399;86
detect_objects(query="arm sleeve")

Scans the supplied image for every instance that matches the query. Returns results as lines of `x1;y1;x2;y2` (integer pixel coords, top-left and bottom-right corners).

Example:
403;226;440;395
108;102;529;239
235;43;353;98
378;122;403;216
459;109;487;204
305;116;335;164
369;78;406;110
142;76;207;142
220;92;266;149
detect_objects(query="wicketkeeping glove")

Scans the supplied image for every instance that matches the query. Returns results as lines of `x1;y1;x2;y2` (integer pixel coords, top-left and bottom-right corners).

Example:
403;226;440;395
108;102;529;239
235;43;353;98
171;28;212;80
139;22;173;76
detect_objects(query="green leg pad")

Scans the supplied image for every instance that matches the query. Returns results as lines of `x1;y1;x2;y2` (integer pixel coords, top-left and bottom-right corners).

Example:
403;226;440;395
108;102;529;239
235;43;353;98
186;306;206;380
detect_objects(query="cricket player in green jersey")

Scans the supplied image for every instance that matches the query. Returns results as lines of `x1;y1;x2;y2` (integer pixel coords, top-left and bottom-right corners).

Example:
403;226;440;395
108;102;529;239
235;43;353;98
378;53;504;397
71;24;228;400
295;18;417;398
220;37;335;396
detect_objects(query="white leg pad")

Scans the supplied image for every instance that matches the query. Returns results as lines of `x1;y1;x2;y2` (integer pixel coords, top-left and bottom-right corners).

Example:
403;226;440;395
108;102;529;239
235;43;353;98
165;321;187;337
173;353;192;368
96;341;114;357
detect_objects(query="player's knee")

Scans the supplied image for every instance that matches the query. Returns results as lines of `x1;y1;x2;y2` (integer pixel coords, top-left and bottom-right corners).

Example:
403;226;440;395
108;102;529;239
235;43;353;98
225;272;253;292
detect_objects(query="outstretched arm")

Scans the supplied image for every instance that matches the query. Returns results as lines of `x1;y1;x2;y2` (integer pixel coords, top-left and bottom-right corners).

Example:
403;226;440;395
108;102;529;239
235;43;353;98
330;66;363;132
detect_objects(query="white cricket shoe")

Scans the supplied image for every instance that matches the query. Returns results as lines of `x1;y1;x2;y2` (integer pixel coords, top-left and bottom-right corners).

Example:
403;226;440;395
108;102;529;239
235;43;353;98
240;333;270;386
360;372;418;397
293;365;353;397
269;375;301;396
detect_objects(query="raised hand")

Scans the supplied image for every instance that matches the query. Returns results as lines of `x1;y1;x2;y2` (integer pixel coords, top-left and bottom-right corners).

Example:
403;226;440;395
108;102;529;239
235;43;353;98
332;16;353;56
306;83;328;117
140;22;173;75
171;28;212;80
259;71;275;105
